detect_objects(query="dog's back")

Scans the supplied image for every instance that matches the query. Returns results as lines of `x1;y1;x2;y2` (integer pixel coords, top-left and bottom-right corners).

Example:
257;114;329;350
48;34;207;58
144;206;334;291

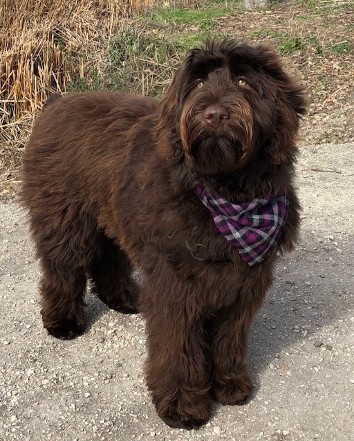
21;90;158;208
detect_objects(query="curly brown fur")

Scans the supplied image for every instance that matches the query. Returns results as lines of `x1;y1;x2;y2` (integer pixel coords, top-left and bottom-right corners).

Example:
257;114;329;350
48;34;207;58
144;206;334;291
21;40;306;429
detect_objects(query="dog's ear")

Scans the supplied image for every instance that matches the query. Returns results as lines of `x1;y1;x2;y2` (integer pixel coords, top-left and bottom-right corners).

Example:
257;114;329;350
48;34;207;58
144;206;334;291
155;52;198;160
254;46;307;164
271;77;307;164
156;48;206;154
159;48;207;115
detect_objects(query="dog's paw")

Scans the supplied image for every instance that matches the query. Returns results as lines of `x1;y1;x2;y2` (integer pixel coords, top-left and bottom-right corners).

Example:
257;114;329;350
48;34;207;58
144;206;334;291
45;319;85;340
156;395;211;430
212;372;253;406
98;296;139;314
97;282;140;314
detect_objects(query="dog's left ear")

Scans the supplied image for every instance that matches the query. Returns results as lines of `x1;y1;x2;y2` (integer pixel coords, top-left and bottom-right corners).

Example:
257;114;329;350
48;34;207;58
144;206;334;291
259;48;307;164
269;78;307;164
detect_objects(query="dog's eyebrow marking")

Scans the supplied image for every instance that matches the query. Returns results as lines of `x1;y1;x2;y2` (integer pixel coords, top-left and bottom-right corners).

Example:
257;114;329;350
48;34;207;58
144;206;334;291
192;58;224;79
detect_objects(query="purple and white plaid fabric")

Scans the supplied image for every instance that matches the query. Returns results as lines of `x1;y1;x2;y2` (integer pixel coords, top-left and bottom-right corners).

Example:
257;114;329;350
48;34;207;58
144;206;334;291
194;184;288;267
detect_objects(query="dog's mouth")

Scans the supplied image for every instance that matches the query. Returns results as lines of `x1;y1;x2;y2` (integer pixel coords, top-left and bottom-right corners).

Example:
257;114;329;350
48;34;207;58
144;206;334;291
189;135;247;174
180;103;255;175
183;114;254;174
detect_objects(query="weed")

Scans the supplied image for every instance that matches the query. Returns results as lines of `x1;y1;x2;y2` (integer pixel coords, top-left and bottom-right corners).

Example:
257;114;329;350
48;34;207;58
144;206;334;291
331;41;351;54
67;71;104;92
279;37;306;55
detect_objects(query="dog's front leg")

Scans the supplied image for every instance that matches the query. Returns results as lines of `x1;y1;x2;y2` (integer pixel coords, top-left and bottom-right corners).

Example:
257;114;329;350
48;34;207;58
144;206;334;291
208;304;255;406
143;286;211;429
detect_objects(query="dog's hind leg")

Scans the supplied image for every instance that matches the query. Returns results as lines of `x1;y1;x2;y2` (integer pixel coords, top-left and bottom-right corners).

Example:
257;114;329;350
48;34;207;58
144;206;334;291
88;234;139;314
40;261;87;340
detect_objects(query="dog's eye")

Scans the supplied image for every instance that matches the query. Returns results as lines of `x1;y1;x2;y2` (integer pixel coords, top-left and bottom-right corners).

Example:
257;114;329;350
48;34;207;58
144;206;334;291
237;78;248;87
196;81;204;88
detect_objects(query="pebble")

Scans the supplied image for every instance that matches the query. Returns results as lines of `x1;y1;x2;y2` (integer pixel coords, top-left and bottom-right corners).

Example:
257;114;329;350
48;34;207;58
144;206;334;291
213;426;221;435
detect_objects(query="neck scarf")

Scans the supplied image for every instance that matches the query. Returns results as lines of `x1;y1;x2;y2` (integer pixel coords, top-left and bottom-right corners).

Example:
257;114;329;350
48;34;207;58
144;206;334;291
194;184;288;266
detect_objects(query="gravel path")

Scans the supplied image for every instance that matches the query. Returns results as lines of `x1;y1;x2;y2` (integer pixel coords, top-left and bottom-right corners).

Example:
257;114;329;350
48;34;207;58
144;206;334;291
0;143;353;441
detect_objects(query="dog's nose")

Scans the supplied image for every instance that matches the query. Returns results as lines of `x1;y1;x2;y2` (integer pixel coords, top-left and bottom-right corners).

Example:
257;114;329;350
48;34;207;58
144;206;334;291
203;105;229;125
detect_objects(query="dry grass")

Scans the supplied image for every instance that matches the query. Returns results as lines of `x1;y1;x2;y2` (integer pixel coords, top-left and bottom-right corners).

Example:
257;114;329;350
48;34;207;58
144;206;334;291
1;0;160;126
1;0;352;195
0;0;198;194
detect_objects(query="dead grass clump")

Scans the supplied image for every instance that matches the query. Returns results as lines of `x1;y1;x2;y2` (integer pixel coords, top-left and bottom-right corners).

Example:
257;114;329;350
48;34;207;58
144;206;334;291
0;0;198;127
0;0;198;193
1;0;133;127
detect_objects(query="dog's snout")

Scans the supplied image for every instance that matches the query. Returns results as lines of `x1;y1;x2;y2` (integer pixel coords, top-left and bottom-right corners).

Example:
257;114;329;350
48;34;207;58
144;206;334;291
203;105;229;125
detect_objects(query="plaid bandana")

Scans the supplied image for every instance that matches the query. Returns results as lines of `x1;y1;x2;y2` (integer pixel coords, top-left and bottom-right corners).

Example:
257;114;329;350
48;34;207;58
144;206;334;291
194;184;288;267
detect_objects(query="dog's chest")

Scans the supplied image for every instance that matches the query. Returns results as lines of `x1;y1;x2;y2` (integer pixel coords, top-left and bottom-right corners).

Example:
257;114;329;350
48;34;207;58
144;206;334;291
151;199;237;268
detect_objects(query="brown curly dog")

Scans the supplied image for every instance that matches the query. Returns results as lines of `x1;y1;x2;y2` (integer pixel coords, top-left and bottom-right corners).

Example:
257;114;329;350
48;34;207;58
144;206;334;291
21;40;306;429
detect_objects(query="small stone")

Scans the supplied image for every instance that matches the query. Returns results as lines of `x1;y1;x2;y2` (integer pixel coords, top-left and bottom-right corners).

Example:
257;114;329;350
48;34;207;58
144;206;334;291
213;426;221;435
325;344;333;351
314;340;323;348
84;392;91;398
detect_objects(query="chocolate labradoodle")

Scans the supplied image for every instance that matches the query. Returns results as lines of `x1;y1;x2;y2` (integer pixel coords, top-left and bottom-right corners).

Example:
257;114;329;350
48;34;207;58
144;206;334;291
21;40;306;429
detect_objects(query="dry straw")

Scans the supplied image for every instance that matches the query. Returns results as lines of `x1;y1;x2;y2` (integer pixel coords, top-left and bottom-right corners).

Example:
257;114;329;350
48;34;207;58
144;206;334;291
0;0;197;191
1;0;137;127
0;0;197;126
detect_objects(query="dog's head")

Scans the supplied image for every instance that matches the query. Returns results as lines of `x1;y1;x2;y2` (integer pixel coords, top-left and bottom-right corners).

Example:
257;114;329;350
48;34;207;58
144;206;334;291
158;40;306;175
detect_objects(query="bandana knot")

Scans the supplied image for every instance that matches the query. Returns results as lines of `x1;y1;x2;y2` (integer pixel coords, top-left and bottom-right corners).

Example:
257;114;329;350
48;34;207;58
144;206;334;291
194;184;288;267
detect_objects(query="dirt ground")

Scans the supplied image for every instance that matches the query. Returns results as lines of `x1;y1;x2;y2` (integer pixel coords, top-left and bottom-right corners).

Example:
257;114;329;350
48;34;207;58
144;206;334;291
0;142;353;440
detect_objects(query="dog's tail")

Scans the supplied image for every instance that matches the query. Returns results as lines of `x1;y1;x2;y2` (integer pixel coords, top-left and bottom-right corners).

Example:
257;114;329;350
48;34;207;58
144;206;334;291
43;93;62;110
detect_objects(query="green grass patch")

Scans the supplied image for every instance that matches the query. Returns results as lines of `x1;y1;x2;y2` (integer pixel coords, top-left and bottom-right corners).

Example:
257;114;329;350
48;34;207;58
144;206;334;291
145;0;240;30
105;29;193;96
331;41;351;54
102;0;240;97
279;37;307;55
67;72;104;93
252;30;286;39
147;7;223;27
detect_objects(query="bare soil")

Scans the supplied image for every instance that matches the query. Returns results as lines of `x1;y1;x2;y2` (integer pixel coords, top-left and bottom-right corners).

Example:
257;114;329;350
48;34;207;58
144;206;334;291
0;142;353;440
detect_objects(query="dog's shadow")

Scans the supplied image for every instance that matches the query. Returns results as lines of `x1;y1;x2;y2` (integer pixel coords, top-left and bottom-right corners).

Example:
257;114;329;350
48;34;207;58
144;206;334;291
82;233;352;405
247;233;353;387
85;293;110;330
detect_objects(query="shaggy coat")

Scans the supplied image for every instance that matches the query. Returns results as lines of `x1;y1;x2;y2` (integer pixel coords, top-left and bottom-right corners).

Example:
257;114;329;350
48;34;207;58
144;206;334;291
21;40;306;429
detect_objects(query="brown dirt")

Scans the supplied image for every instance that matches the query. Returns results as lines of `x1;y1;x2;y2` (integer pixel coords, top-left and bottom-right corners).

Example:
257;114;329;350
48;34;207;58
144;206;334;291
215;0;354;146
